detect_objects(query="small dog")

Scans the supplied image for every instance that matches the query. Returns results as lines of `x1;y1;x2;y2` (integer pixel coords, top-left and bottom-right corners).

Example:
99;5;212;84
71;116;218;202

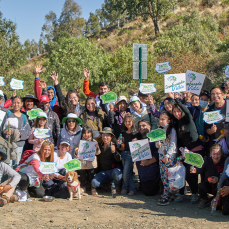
66;171;81;201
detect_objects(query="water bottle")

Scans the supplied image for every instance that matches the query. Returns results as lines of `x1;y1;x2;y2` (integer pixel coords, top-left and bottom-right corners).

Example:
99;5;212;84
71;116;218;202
111;182;116;198
164;146;167;155
211;199;217;216
117;134;122;148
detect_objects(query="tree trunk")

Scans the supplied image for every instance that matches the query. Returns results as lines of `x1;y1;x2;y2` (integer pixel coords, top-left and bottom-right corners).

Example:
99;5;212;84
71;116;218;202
153;19;160;35
148;1;159;36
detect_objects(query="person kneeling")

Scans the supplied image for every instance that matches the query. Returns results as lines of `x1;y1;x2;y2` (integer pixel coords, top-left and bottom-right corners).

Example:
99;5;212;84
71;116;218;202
0;149;21;207
91;127;122;195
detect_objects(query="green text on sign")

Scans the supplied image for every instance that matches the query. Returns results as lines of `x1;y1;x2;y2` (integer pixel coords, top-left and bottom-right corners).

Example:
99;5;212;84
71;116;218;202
27;108;43;120
184;152;204;168
64;159;81;171
147;129;166;142
100;92;117;104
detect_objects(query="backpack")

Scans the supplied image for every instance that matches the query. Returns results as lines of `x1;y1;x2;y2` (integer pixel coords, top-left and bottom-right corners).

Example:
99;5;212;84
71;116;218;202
19;150;36;165
7;110;27;126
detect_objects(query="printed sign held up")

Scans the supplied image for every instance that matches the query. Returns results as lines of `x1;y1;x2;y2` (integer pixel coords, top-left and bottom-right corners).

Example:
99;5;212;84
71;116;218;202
10;78;24;90
100;92;117;104
64;159;81;172
155;62;171;74
33;128;51;139
147;129;166;142
203;110;224;124
0;77;5;86
164;73;186;93
184;151;204;168
78;140;97;162
129;139;152;162
186;70;205;95
39;162;58;174
27;108;43;120
139;83;157;94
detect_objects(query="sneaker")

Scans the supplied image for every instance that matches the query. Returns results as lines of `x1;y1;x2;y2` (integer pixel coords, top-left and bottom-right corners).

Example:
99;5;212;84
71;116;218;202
121;189;128;195
91;187;98;196
198;199;209;209
128;191;135;196
0;196;9;207
175;194;184;202
191;194;198;204
158;198;169;206
10;195;18;203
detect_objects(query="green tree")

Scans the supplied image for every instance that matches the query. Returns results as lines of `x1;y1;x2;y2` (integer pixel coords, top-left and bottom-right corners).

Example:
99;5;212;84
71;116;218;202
58;0;85;37
111;0;177;35
88;13;101;36
24;39;32;59
38;38;45;54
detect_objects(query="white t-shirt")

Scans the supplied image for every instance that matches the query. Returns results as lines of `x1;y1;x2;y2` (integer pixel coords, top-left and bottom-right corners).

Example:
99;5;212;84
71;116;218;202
54;151;72;177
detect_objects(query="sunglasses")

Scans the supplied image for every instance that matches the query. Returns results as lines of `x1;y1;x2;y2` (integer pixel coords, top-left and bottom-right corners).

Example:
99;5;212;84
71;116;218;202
67;120;76;123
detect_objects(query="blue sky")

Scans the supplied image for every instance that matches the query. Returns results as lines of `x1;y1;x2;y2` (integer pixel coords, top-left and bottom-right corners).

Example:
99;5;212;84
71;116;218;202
0;0;105;44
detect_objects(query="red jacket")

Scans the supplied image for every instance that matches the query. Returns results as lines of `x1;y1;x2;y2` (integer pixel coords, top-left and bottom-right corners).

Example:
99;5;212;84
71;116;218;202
83;80;97;98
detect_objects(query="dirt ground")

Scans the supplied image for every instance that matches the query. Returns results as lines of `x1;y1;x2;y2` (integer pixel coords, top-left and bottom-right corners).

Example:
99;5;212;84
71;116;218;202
0;189;228;229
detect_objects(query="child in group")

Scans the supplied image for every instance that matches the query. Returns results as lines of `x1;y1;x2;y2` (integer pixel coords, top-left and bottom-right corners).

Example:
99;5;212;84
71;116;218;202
118;114;139;196
75;126;101;195
156;111;177;206
28;112;52;152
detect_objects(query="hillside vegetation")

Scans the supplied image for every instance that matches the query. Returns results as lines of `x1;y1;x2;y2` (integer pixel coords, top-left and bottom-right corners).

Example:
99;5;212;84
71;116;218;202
10;0;229;105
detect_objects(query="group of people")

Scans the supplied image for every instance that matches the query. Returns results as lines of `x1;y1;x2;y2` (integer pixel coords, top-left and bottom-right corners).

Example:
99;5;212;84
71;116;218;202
0;65;229;216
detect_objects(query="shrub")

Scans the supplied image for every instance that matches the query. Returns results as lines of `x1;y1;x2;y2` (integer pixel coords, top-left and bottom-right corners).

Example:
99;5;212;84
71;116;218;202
202;0;219;7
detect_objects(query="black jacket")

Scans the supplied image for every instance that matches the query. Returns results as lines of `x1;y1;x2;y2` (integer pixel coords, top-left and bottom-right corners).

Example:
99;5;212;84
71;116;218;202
97;142;121;171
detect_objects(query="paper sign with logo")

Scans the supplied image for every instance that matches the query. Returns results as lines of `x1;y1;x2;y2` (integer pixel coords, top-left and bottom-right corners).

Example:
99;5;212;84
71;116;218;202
139;83;157;94
33;128;51;139
155;62;172;74
10;78;24;90
27;108;43;120
129;139;152;162
203;110;224;124
100;92;117;104
186;70;205;95
226;100;229;122
0;77;5;86
0;110;6;127
78;140;97;161
164;73;186;93
225;65;229;78
147;129;166;142
184;151;204;168
64;159;81;171
39;162;58;174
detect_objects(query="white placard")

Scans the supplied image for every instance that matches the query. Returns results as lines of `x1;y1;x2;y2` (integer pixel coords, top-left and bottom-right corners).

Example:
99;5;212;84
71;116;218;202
186;70;205;95
139;83;157;94
225;65;229;78
226;100;229;122
0;110;6;127
203;110;224;124
39;162;58;174
0;77;5;86
78;140;97;161
164;73;186;93
129;139;152;162
33;128;51;139
155;62;171;73
10;78;24;90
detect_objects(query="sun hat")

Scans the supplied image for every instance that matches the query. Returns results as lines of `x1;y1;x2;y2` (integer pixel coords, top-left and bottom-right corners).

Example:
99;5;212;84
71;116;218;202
60;138;71;146
129;95;140;105
22;94;39;103
115;96;128;109
100;127;115;138
62;113;83;125
37;112;47;119
39;95;50;103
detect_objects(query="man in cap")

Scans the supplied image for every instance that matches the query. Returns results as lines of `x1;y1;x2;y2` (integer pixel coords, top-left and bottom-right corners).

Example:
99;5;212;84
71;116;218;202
0;148;21;207
91;127;122;195
39;95;60;144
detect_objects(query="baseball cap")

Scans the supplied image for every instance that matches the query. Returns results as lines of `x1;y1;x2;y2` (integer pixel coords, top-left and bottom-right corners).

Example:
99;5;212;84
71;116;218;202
60;138;70;146
39;95;50;103
37;112;47;119
129;95;140;105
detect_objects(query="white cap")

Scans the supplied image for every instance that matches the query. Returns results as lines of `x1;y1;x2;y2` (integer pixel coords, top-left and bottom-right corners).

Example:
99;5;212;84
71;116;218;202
37;112;47;119
129;95;140;104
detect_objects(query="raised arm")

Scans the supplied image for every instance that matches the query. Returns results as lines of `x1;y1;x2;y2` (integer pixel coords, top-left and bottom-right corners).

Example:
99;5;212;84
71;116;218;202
83;68;97;98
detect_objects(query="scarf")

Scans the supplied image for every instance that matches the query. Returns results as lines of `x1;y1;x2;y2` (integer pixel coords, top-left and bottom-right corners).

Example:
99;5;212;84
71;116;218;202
47;86;57;111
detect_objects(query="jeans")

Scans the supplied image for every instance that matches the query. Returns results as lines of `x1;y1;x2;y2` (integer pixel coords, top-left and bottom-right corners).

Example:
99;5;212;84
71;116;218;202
91;168;122;188
121;151;136;192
